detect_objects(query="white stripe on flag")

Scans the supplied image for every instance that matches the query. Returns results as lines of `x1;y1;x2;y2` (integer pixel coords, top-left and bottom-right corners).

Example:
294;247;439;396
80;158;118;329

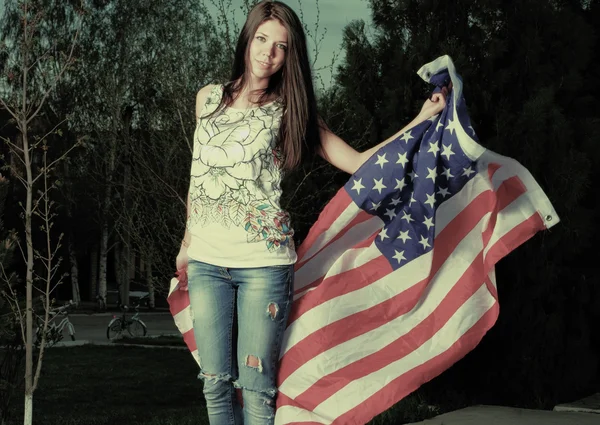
293;245;380;301
311;283;496;418
274;406;332;425
295;216;383;291
173;305;193;335
280;245;431;359
279;213;490;397
434;171;490;236
302;200;363;261
483;192;541;259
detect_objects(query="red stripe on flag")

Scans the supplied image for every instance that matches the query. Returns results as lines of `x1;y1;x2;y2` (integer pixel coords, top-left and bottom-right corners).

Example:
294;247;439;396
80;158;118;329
292;251;490;412
279;174;528;387
278;269;426;385
286;255;391;326
182;328;197;353
296;210;373;269
168;289;188;317
433;175;526;273
323;215;546;424
295;189;354;262
483;272;498;302
331;303;500;425
481;175;527;247
487;162;502;181
293;232;379;298
484;213;545;272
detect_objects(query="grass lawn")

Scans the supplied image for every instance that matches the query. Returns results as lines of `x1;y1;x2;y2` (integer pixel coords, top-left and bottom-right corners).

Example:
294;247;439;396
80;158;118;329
4;345;468;425
5;345;207;425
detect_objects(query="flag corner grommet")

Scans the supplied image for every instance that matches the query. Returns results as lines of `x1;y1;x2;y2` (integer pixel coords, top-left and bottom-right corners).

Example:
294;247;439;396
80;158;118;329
545;214;553;222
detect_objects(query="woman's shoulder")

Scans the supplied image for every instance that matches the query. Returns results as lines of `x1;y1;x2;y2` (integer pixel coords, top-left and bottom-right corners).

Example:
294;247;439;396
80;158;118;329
196;84;221;104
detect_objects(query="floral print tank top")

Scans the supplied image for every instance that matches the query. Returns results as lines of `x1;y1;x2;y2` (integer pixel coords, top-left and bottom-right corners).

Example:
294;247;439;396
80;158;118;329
186;85;297;267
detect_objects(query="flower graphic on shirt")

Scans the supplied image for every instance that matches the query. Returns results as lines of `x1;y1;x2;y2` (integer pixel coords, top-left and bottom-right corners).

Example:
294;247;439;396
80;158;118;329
187;90;292;251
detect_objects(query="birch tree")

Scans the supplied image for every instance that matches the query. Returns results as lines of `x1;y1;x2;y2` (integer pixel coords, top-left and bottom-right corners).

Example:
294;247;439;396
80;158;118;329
0;0;81;423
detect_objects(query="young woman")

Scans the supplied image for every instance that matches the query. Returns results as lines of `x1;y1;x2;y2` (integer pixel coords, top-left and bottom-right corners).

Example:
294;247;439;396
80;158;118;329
175;1;449;424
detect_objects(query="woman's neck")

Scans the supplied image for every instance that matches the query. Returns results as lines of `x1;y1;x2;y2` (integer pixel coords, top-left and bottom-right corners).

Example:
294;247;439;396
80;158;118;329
238;76;270;105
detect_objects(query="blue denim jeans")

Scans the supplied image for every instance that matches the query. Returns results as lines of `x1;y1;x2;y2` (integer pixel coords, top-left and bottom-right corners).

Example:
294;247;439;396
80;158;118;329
187;259;294;425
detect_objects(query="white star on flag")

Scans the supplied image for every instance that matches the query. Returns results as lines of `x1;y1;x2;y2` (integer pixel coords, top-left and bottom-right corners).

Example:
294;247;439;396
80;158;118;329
401;211;414;223
441;143;455;160
400;130;414;143
379;227;389;241
375;153;389;169
445;117;459;135
370;201;382;211
394;178;406;191
437;187;451;198
426;167;437;182
425;193;436;208
423;216;434;230
442;166;454;179
392;250;407;263
373;178;387;194
384;208;397;220
351;178;365;194
398;229;411;243
427;141;440;156
463;166;476;177
418;235;431;249
396;152;409;167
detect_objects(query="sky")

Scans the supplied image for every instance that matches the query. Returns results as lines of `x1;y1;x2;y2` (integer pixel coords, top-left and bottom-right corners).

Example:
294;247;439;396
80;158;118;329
281;0;372;87
0;0;373;88
205;0;373;88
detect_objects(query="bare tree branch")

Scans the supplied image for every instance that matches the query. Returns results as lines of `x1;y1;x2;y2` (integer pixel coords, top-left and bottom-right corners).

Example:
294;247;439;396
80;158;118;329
27;30;79;126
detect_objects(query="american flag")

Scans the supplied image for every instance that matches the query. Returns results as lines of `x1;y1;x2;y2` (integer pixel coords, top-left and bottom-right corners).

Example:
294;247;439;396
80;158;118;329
168;55;559;424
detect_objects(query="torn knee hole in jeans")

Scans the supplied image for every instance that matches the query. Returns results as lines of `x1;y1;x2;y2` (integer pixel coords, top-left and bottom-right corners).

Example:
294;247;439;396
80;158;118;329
232;382;278;406
198;371;232;384
244;354;263;373
267;302;279;320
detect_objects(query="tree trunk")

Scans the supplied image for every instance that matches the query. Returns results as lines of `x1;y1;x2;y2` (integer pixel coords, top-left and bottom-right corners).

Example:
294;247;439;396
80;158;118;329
89;244;98;302
98;222;108;311
145;255;155;309
120;160;132;308
22;126;35;425
23;392;32;425
68;237;81;304
113;242;124;306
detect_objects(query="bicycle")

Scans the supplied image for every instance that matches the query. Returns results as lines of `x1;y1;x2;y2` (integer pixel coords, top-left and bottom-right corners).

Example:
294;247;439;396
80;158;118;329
34;300;76;347
106;296;148;340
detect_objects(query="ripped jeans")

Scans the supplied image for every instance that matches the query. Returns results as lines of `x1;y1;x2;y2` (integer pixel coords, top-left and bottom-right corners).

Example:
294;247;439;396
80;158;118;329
187;259;294;425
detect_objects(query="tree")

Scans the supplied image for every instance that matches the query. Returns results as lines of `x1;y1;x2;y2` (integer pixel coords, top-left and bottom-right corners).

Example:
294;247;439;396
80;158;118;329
0;0;81;423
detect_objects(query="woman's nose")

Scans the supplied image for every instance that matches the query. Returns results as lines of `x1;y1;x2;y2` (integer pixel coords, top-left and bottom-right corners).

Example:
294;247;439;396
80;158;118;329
262;45;274;58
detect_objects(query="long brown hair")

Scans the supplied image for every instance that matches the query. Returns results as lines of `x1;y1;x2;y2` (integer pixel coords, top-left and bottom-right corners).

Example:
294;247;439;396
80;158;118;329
209;0;321;171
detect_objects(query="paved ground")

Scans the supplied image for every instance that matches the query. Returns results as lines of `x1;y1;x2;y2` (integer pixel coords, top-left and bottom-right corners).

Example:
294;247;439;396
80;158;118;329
407;405;599;425
67;312;179;342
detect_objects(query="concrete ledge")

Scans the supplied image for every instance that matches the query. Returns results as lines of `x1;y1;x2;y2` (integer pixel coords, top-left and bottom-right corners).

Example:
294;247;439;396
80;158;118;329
407;405;600;425
554;393;600;414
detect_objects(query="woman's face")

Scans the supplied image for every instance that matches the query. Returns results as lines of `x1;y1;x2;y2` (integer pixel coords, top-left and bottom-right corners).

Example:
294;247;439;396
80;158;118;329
248;19;288;83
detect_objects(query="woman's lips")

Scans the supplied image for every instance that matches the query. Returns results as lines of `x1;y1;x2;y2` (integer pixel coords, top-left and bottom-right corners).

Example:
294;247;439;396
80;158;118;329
257;60;271;69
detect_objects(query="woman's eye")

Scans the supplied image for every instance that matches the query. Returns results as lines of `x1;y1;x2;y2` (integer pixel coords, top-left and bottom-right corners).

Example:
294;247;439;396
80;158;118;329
256;36;266;41
277;44;287;50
